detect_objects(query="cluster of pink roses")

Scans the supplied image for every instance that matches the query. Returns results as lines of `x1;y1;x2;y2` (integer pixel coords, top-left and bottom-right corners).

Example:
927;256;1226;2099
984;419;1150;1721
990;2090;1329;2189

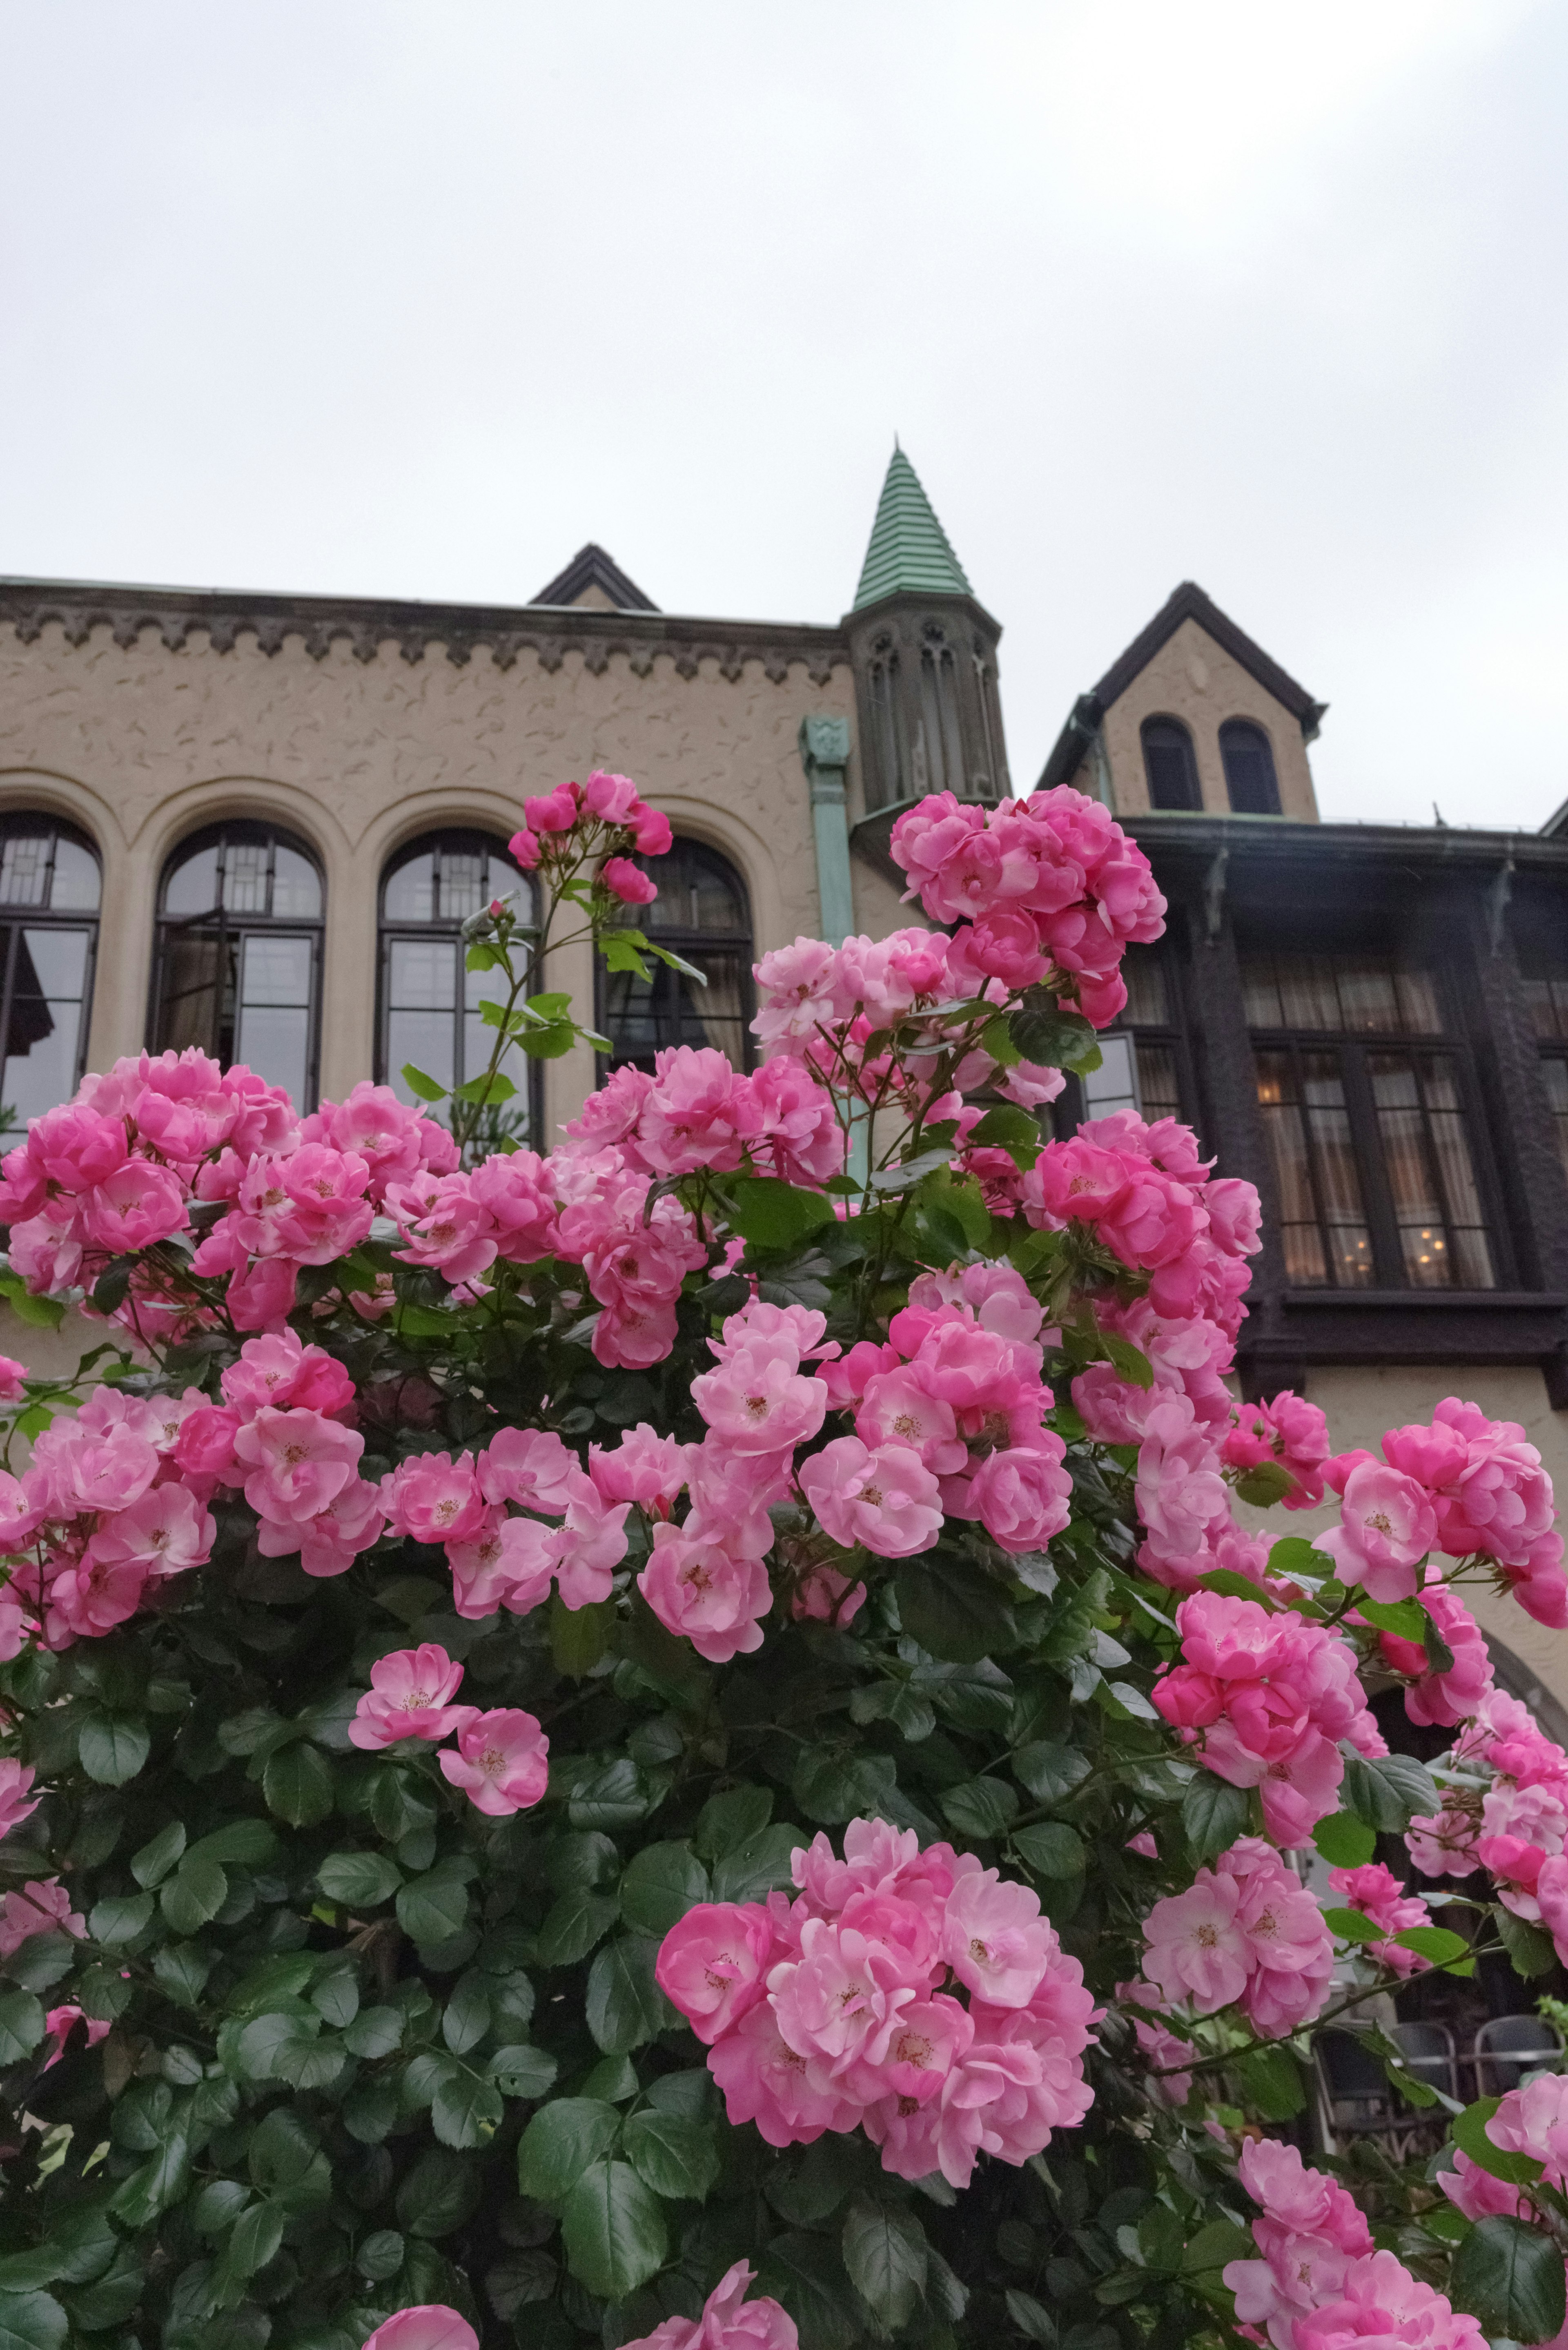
1151;1591;1383;1846
1225;2139;1483;2350
347;1641;548;1816
1410;1686;1568;1967
1132;1835;1334;2041
505;766;672;892
655;1817;1096;2190
1441;2067;1568;2236
1320;1395;1568;1624
1361;1567;1495;1727
889;785;1167;1028
0;1760;83;1965
356;2265;797;2350
1325;1860;1435;1977
1221;1388;1333;1509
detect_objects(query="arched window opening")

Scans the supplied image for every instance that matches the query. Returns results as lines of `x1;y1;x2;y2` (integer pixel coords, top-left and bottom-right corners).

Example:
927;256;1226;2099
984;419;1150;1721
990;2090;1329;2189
1140;717;1202;812
599;837;754;1075
151;821;323;1109
0;813;100;1135
918;623;964;798
378;831;539;1142
866;636;906;811
1221;718;1282;816
973;637;1001;800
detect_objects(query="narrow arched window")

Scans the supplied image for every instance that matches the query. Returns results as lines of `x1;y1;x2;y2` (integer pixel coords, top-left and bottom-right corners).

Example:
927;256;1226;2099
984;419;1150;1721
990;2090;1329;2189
598;837;754;1074
151;821;323;1108
1221;718;1282;816
378;830;539;1142
918;623;964;797
1140;717;1202;812
865;634;907;812
0;813;100;1133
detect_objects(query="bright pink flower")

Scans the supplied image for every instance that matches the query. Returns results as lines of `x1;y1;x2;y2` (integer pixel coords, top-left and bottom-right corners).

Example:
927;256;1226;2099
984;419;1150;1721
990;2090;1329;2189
0;1878;84;1959
87;1485;214;1578
588;1423;690;1516
438;1708;549;1815
691;1345;827;1458
233;1407;363;1525
357;2310;479;2350
222;1329;354;1420
506;826;541;870
385;1451;486;1546
708;1995;861;2146
45;1550;150;1639
467;1148;558;1263
347;1643;468;1748
737;1058;845;1186
525;782;579;832
1317;1460;1437;1601
0;1357;25;1406
656;1902;778;2044
639;1047;749;1176
477;1426;578;1514
798;1437;942;1558
1222;1389;1331;1509
617;2259;798;2350
173;1403;243;1487
639;1521;772;1663
1327;1861;1433;1976
40;2003;111;2070
968;1440;1071;1553
0;1760;38;1837
601;855;657;904
1375;1576;1494;1727
386;1171;497;1284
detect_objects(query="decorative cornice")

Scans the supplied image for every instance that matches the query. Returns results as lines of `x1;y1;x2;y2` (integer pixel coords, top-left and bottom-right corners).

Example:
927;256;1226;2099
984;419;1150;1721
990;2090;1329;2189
0;578;850;687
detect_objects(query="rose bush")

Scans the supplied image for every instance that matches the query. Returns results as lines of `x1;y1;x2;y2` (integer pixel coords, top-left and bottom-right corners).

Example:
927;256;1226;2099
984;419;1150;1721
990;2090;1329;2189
0;777;1566;2350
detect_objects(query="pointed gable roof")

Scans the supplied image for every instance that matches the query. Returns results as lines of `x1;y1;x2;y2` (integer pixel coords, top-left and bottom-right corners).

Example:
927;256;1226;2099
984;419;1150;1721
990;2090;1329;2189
531;543;658;612
1038;579;1327;787
852;447;972;610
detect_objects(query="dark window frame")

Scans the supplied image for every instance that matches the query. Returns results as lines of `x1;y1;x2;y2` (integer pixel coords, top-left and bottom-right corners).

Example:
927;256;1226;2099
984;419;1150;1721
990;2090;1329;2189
149;820;325;1111
375;828;541;1145
1244;952;1508;1292
1140;715;1203;812
0;813;101;1131
1219;717;1282;816
1058;944;1197;1138
596;837;756;1077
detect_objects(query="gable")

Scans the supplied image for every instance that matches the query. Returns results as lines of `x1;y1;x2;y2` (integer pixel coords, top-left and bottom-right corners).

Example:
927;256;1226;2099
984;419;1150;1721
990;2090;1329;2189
531;542;658;613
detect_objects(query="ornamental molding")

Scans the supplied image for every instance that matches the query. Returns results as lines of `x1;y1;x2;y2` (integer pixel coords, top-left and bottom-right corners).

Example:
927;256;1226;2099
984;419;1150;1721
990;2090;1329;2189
0;580;850;687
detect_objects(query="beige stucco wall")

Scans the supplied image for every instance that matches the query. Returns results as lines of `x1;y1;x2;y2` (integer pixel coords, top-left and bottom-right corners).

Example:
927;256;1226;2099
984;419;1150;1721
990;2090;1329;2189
0;620;869;1136
1099;616;1319;823
1236;1362;1568;1723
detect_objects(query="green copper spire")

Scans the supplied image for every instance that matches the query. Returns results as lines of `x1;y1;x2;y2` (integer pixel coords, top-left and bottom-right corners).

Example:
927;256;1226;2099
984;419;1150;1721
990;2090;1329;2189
852;446;973;611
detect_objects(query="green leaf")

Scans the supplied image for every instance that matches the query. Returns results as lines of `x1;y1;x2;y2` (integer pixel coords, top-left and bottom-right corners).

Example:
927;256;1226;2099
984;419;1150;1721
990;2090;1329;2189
793;1748;897;1826
263;1740;334;1826
967;1104;1042;1152
757;2232;861;2350
400;1063;448;1102
1354;1594;1429;1641
710;1823;808;1904
345;2004;404;2058
77;1712;149;1786
109;2135;192;2226
550;1592;615;1678
1007;997;1101;1073
160;1850;228;1936
1450;2215;1566;2343
586;1936;677;2054
454;1070;517;1105
1453;2096;1547;2185
1393;1924;1470;1966
1234;1460;1298;1507
354;2230;405;2283
1012;1741;1091;1804
1323;1907;1384;1944
397;1867;471;1946
939;1777;1020;1842
1266;1535;1334;1579
318;1851;403;1909
432;2067;504;2150
537;1886;621;1967
622;2108;719;2202
88;1891;154;1946
490;2043;559;2100
0;2292;68;2350
620;1842;710;1938
1182;1774;1250;1862
842;2197;928;2333
4;1289;66;1330
693;1785;773;1859
1101;1334;1155;1391
129;1819;186;1888
396;2149;482;2240
441;1970;491;2054
188;1819;278;1866
895;1557;1016;1663
1233;2044;1306;2120
0;1988;44;2064
153;1942;214;2008
1312;1811;1377;1868
569;1757;651;1831
1004;2289;1057;2343
1011;1822;1086;1878
560;2158;668;2301
517;2097;624;2200
600;931;653;979
1496;1905;1561;1978
1181;2219;1254;2274
726;1177;837;1251
1341;1747;1439;1832
223;2201;285;2281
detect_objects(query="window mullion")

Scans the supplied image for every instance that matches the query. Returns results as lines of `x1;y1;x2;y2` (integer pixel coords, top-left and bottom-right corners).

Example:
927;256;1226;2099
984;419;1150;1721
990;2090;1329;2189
1288;1037;1340;1289
1344;1042;1403;1286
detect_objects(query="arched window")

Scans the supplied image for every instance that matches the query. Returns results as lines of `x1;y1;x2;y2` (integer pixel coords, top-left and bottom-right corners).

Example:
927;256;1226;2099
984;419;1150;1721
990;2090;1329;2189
0;813;100;1133
1220;718;1282;816
378;830;539;1137
865;634;907;812
151;821;323;1108
1140;717;1202;812
599;838;754;1075
917;622;964;796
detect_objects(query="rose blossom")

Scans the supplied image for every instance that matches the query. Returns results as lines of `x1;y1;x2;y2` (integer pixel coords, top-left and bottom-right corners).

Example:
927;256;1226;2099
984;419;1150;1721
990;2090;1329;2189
438;1708;549;1815
797;1437;942;1559
347;1644;468;1748
616;2259;798;2350
357;2311;479;2350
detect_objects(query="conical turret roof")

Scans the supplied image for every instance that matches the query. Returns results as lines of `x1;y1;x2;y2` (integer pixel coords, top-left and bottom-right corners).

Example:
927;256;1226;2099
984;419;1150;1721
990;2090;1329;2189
852;446;972;611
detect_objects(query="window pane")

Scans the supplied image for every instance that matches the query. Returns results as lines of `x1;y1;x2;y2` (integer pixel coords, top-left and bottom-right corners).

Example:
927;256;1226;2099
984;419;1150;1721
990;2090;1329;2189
1368;1054;1448;1286
1337;963;1401;1032
0;832;51;908
1122;949;1170;1026
1242;950;1442;1037
1542;1055;1568;1182
1421;1058;1495;1289
1302;1052;1375;1286
0;926;91;1126
221;841;270;916
1254;1048;1335;1283
384;853;437;923
438;850;487;923
236;1008;309;1105
1241;960;1284;1028
49;838;100;912
1276;956;1344;1030
390;938;458;1011
486;855;534;919
1395;969;1442;1032
1083;1034;1138;1119
22;930;88;999
271;846;321;919
241;935;312;1009
1135;1042;1183;1122
388;1013;454;1101
157;934;228;1057
164;846;220;916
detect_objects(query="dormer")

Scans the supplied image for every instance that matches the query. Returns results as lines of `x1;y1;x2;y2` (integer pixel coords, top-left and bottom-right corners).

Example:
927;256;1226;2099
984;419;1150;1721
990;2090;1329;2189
530;542;658;613
1038;580;1326;820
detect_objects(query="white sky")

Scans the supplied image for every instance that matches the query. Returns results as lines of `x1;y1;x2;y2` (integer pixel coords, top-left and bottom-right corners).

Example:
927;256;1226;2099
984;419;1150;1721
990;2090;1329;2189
4;1;1564;829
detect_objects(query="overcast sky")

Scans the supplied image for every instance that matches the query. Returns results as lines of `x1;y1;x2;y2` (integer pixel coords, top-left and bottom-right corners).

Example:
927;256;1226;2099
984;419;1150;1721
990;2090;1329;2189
5;2;1565;829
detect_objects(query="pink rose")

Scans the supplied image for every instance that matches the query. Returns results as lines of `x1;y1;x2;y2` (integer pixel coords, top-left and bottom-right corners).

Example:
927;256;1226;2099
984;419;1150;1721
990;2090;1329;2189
602;856;657;905
438;1708;549;1815
347;1644;468;1748
655;1902;777;2044
797;1437;942;1558
358;2311;479;2350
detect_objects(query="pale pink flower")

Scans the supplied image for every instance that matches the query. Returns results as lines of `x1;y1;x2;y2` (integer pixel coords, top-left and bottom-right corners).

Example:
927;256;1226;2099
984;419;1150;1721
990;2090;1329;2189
1141;1870;1250;2009
86;1484;215;1577
222;1329;354;1420
0;1760;39;1837
708;1995;861;2146
655;1902;778;2045
357;2310;479;2350
855;1367;967;1476
384;1451;486;1546
82;1158;190;1252
438;1708;549;1815
588;1423;691;1516
0;1878;85;1959
46;1550;150;1639
691;1345;827;1458
617;2258;798;2350
40;2003;111;2070
798;1437;942;1559
1316;1460;1437;1602
30;1416;159;1516
968;1440;1072;1553
1294;2249;1485;2350
552;1470;632;1607
234;1407;364;1525
790;1563;866;1624
1405;1808;1483;1877
348;1644;468;1748
639;1522;772;1662
942;1868;1058;2008
477;1426;578;1514
769;1915;922;2075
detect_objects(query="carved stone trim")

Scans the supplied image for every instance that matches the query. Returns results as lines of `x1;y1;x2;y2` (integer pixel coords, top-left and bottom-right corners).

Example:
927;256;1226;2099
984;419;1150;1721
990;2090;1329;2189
0;580;851;686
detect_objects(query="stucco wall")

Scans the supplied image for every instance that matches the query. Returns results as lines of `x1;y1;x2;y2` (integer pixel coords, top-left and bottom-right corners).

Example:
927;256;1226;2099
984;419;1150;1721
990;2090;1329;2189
0;620;862;1133
1099;617;1319;823
1236;1362;1568;1723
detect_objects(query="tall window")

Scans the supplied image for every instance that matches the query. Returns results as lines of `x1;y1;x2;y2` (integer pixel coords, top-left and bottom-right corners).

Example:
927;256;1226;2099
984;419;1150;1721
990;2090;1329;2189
599;838;754;1075
866;635;907;811
379;832;538;1137
1220;719;1282;816
151;822;323;1109
1140;717;1201;812
1076;948;1187;1128
0;814;100;1135
1244;949;1496;1290
916;622;964;796
1516;950;1568;1184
